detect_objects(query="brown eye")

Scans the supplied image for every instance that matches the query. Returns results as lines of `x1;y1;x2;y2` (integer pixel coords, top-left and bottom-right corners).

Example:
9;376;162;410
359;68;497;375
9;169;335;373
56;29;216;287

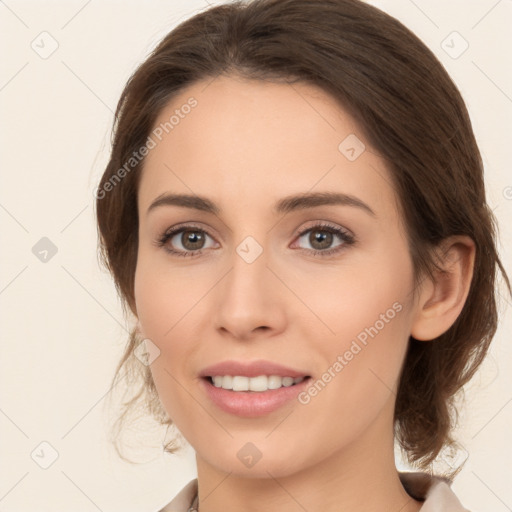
308;229;333;250
294;223;355;256
180;230;206;250
156;225;218;257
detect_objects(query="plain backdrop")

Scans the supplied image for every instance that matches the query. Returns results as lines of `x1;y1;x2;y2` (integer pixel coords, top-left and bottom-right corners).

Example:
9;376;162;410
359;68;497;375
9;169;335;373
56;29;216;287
0;1;511;511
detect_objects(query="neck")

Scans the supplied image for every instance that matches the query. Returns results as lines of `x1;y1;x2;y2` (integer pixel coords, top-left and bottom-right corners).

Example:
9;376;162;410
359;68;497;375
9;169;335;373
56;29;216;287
194;399;422;512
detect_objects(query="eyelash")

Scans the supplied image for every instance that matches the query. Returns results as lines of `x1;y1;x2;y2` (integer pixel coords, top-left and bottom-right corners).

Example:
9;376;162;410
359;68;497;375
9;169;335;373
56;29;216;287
153;222;355;258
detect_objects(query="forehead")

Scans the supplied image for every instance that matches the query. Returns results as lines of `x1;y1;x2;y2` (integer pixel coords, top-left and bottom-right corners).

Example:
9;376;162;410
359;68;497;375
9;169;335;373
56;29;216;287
138;75;397;219
147;75;362;165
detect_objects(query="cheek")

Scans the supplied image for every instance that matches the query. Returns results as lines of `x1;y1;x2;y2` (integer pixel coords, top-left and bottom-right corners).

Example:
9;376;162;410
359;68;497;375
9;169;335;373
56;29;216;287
288;272;413;462
133;255;213;421
285;245;413;352
134;251;212;340
289;246;414;406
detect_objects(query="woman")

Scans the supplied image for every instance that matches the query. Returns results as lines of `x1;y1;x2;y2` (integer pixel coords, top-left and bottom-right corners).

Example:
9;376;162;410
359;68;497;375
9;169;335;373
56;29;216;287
95;0;510;510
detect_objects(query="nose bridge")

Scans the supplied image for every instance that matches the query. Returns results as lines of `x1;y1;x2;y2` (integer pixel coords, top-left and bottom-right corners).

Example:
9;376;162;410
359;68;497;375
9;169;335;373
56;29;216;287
224;237;270;306
213;234;285;338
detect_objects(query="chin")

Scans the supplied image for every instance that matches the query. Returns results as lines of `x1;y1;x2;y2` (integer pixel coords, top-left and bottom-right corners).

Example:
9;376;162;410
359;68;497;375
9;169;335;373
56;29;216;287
196;437;316;479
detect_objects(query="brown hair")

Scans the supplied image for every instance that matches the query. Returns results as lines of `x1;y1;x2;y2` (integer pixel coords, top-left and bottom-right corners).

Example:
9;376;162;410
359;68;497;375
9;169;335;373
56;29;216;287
96;0;510;476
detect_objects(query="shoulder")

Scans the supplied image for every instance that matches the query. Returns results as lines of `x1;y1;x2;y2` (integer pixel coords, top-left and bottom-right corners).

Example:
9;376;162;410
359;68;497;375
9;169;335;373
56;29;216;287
399;471;471;511
158;478;198;512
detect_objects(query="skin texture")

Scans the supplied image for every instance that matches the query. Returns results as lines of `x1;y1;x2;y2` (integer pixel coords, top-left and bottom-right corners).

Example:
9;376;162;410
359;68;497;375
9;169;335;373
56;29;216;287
134;75;475;512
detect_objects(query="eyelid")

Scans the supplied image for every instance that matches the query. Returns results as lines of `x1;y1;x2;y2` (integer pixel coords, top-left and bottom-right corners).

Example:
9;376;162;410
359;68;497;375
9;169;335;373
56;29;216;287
293;220;352;238
160;221;220;243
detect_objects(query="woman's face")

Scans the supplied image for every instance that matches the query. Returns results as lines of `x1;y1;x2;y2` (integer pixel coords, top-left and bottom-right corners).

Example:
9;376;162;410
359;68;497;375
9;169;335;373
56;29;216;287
134;75;421;477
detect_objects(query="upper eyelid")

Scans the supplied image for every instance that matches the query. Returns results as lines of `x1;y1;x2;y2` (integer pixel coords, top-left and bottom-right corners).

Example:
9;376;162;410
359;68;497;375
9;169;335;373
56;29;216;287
162;220;349;236
297;221;351;236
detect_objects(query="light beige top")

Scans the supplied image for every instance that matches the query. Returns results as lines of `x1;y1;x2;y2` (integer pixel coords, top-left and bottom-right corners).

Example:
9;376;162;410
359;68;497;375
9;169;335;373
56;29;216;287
159;472;471;511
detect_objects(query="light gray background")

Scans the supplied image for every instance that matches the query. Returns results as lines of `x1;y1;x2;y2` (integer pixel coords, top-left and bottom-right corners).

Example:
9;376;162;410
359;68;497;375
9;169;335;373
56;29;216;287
1;0;511;511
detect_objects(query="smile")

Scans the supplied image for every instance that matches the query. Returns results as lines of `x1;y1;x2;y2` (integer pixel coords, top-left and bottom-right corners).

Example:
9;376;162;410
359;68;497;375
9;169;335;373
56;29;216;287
209;375;306;392
201;375;312;417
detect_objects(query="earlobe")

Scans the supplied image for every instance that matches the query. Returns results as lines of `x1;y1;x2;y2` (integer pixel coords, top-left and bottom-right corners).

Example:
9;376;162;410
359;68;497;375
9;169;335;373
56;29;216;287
411;236;476;341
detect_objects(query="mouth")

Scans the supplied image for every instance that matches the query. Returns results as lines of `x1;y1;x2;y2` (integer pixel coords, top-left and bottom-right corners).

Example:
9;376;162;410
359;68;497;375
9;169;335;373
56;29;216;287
198;360;312;416
200;373;312;417
204;374;310;392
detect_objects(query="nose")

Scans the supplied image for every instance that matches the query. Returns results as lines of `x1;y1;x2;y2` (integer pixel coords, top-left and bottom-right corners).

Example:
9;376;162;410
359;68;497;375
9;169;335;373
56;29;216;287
213;244;287;341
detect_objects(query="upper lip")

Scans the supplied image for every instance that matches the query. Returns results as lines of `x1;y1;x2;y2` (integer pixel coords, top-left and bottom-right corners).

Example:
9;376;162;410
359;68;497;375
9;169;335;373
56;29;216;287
199;360;310;378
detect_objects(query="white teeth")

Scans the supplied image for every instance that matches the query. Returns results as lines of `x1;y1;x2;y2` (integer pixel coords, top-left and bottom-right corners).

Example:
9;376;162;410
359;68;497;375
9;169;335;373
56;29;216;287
221;375;233;389
211;375;305;392
232;376;249;391
267;375;282;390
248;375;267;392
282;376;294;387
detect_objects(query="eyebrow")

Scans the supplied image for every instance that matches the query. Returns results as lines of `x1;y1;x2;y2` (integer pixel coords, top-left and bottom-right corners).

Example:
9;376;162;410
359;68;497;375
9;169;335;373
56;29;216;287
147;191;376;217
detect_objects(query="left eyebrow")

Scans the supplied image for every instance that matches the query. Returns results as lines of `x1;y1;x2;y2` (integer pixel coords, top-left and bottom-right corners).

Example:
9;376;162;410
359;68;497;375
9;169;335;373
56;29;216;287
274;191;376;217
146;191;376;217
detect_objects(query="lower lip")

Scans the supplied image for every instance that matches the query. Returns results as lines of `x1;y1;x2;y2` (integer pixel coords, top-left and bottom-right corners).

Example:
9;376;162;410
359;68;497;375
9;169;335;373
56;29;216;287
201;377;311;417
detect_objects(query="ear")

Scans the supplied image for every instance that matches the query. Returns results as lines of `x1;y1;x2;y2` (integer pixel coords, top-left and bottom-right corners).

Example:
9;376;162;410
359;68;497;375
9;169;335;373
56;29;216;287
411;235;476;341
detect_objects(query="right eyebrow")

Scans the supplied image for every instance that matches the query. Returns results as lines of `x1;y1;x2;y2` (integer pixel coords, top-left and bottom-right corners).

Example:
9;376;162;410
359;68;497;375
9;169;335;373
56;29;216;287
147;193;220;215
